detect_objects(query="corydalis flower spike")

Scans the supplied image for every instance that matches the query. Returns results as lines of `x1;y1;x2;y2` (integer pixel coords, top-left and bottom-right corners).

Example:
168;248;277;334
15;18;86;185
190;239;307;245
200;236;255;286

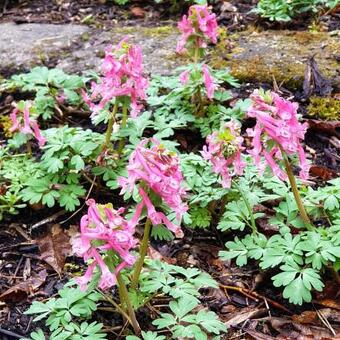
247;90;310;181
74;199;137;291
119;139;187;237
83;39;148;119
177;5;218;54
202;120;246;188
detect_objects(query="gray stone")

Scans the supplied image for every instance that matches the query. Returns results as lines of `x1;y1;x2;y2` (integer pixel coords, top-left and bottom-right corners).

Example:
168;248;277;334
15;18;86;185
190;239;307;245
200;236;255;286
0;22;89;76
0;22;182;77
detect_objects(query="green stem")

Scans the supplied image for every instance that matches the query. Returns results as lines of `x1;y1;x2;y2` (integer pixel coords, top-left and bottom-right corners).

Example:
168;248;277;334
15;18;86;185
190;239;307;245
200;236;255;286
102;100;119;152
131;218;152;289
116;273;141;335
193;36;200;64
232;180;257;233
26;140;32;156
117;101;129;156
281;152;313;230
192;37;205;116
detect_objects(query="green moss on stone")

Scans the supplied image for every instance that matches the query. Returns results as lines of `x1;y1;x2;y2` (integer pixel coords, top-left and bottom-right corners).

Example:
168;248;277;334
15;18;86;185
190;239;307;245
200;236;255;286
209;29;340;89
113;25;175;37
307;96;340;120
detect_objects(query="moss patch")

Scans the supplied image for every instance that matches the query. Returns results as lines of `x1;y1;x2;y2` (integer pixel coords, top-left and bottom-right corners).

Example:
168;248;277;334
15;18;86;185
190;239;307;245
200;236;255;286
113;25;176;37
307;96;340;120
210;29;340;89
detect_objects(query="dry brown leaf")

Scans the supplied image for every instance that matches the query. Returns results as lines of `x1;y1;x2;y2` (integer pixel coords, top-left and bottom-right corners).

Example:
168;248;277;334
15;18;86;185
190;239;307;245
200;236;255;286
37;224;72;275
225;308;267;327
0;270;47;303
147;246;177;264
315;299;340;311
130;6;146;18
268;316;335;339
244;329;277;340
303;56;333;98
310;165;338;180
293;311;319;325
307;119;340;137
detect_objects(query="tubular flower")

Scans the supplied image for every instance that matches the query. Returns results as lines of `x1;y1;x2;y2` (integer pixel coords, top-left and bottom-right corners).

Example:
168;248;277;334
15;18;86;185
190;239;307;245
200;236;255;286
9;102;46;147
202;120;246;188
177;5;218;53
247;90;310;181
82;39;148;118
74;199;137;291
118;139;187;238
202;64;215;100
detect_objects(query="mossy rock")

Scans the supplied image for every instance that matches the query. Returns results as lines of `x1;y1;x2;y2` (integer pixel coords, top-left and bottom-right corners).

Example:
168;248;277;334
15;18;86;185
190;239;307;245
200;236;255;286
210;29;340;89
307;96;340;120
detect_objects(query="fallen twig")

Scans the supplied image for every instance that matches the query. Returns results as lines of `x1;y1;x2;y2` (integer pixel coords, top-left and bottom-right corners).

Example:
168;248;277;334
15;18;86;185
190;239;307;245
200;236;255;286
220;284;291;314
30;210;67;230
0;327;23;339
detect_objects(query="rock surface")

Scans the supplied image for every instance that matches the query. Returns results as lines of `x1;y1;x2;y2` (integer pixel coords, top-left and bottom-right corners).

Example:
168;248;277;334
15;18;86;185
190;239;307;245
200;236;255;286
0;22;182;77
0;22;339;90
0;23;89;76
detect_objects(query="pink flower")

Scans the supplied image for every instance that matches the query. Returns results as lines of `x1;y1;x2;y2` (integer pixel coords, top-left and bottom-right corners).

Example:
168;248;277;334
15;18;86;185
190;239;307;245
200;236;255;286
9;102;46;147
202;64;215;100
202;120;246;188
75;199;137;291
83;39;148;118
119;139;187;237
177;5;218;54
179;70;190;85
247;90;310;181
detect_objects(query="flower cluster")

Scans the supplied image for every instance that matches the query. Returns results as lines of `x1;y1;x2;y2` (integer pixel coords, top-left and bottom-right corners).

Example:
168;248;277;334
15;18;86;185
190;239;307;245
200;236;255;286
247;90;310;181
83;39;148;118
74;199;137;291
10;102;46;147
119;139;187;238
176;5;218;54
202;120;246;188
177;5;218;101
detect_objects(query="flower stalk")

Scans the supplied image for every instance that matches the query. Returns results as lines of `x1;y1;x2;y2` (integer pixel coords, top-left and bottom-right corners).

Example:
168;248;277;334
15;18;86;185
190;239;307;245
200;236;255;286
131;218;152;289
116;273;141;335
117;99;129;156
282;152;313;230
102;100;119;152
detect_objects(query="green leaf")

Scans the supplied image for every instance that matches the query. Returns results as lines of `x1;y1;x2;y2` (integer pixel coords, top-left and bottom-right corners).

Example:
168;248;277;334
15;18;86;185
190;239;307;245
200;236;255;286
324;195;339;211
153;313;177;329
70;155;85;170
45;157;64;173
169;297;198;319
220;237;249;266
28;329;46;340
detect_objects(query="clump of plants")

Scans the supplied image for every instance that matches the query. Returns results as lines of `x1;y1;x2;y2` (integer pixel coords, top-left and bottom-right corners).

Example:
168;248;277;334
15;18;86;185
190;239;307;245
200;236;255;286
203;89;340;305
254;0;339;22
